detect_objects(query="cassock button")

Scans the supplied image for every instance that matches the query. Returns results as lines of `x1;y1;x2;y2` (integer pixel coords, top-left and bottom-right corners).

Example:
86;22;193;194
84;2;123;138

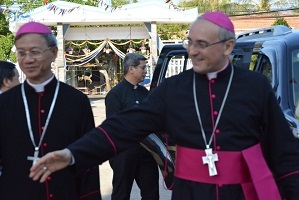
43;143;47;147
49;194;53;198
216;146;221;150
211;94;216;98
41;110;45;114
47;176;51;181
41;126;45;130
215;129;220;134
211;79;215;84
213;111;218;115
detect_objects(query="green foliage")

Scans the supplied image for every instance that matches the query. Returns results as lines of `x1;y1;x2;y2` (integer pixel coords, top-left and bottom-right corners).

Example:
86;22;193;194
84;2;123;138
111;0;129;7
0;13;10;35
0;11;15;61
0;0;11;5
157;24;190;40
17;0;45;12
272;17;291;28
179;0;198;8
180;0;232;13
0;34;15;61
260;0;270;11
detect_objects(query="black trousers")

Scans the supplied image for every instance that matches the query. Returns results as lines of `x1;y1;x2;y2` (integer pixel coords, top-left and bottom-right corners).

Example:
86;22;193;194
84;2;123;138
109;145;159;200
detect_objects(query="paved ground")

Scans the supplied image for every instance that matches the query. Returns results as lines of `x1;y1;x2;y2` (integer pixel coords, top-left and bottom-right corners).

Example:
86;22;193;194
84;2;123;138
90;97;172;200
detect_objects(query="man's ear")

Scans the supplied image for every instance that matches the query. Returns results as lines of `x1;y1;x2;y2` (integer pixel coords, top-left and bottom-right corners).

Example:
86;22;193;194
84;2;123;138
128;66;134;72
51;47;58;62
224;39;235;56
2;77;10;88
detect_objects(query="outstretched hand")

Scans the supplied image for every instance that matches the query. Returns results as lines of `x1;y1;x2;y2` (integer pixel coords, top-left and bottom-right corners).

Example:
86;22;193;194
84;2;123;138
29;148;72;183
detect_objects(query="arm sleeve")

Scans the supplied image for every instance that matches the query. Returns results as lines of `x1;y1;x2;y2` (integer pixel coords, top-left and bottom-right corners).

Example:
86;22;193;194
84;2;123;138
259;77;299;199
105;91;122;118
68;80;169;170
77;95;101;199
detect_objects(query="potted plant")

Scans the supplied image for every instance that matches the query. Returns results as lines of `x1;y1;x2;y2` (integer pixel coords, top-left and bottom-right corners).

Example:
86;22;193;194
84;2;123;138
140;45;147;54
104;48;112;54
127;40;136;53
67;46;73;54
127;47;136;53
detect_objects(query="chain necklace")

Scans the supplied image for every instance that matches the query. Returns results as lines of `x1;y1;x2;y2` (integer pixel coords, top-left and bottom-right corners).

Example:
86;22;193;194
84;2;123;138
22;81;60;165
193;66;234;176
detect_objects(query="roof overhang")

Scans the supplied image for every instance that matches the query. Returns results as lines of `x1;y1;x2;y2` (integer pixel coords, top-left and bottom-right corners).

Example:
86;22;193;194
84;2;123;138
10;0;198;33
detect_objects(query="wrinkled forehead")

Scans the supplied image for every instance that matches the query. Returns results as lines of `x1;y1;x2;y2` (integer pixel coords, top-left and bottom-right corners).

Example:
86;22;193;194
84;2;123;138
15;34;48;48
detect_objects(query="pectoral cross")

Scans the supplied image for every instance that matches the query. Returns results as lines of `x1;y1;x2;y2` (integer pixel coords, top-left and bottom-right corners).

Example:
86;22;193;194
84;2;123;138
27;148;40;166
202;148;218;176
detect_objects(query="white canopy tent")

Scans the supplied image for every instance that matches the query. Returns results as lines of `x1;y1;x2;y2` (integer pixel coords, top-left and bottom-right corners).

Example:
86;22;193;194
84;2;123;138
11;0;197;26
9;0;198;83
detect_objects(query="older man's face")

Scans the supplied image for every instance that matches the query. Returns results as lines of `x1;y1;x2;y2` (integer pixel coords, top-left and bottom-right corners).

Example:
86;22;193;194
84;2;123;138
15;34;57;84
187;19;234;74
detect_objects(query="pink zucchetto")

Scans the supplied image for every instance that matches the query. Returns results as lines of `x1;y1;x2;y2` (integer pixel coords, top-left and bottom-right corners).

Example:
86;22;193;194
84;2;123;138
15;21;52;38
201;11;235;34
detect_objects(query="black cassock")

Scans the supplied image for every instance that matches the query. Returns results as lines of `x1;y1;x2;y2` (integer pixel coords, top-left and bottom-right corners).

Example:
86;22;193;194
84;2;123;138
68;64;299;200
105;79;159;200
0;78;101;199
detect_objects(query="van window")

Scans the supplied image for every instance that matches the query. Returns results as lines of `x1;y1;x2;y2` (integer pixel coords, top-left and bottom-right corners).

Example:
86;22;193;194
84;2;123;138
292;50;299;110
260;56;272;83
165;55;192;78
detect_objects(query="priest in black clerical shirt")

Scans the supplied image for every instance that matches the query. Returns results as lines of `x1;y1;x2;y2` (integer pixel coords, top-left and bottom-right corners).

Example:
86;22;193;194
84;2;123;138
105;53;159;200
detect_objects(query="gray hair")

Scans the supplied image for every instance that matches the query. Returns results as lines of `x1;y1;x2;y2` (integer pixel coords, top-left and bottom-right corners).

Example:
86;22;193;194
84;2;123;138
218;27;236;41
123;53;147;75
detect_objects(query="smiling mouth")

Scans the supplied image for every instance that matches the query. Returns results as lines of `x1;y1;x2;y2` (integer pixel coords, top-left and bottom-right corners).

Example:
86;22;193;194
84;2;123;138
191;59;202;63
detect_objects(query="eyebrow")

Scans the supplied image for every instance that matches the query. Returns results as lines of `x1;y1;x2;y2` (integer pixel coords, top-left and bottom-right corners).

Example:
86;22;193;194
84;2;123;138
16;47;43;51
187;37;209;43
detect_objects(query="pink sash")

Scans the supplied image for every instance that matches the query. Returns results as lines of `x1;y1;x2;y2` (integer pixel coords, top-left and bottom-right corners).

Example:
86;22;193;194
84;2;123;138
175;144;281;200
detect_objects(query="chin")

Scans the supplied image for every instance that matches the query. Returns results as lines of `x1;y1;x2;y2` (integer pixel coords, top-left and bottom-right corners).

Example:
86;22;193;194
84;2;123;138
192;66;207;74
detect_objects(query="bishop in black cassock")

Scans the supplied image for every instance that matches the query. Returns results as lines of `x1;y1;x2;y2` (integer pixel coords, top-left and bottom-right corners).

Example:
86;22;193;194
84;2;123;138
0;77;101;199
0;21;101;199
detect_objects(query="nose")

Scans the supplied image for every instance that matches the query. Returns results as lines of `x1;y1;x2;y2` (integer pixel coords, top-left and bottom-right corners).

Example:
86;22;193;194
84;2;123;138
23;53;32;59
21;53;35;62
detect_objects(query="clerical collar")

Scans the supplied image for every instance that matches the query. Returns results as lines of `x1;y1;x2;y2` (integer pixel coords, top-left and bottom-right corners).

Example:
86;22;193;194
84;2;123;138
206;60;229;80
26;75;54;93
124;78;138;90
0;91;2;95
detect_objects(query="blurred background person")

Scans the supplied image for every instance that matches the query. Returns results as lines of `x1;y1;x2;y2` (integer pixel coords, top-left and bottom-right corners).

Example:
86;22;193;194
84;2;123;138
0;61;20;94
105;53;159;200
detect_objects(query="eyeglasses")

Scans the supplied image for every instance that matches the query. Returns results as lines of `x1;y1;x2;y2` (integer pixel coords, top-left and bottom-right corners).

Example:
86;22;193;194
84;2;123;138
182;39;228;50
134;65;147;70
16;47;52;60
